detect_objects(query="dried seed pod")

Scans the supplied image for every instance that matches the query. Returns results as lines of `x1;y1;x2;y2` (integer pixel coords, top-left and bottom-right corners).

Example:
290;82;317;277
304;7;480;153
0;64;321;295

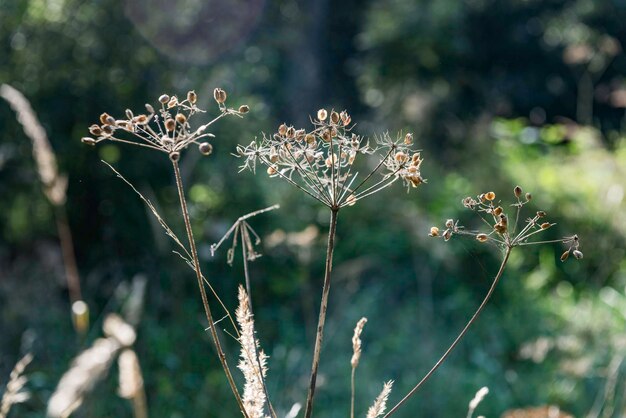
134;115;148;125
81;137;96;146
445;219;454;228
493;206;503;216
99;112;111;125
145;103;155;114
317;108;328;121
159;94;170;104
395;151;407;162
485;191;496;201
340;110;351;126
537;211;546;217
525;192;532;201
330;111;340;124
560;250;570;262
165;119;176;132
161;136;174;147
267;165;277;175
199;142;213;155
322;129;331;142
429;226;439;237
286;126;295;138
125;109;134;119
476;233;488;242
346;194;357;206
169;151;180;162
213;88;227;104
540;222;551;229
187;90;197;104
305;133;315;144
404;132;414;145
443;229;452;241
573;250;583;259
278;123;287;136
238;104;250;114
514;185;522;198
89;124;102;136
175;113;187;124
167;97;178;108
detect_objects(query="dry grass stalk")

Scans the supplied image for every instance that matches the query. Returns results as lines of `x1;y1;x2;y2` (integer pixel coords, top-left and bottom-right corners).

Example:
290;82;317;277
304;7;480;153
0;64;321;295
466;386;489;418
366;381;393;418
350;317;367;418
0;354;33;418
47;314;136;418
502;406;574;418
118;349;147;418
236;286;269;418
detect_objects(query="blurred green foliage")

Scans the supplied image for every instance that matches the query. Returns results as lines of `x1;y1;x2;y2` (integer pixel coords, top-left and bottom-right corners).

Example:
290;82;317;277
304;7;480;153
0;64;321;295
1;0;626;417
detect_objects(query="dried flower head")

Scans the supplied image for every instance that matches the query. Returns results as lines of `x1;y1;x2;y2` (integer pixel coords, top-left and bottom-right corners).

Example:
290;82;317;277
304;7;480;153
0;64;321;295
351;317;367;369
366;381;393;418
237;111;425;209
82;90;247;159
429;187;582;260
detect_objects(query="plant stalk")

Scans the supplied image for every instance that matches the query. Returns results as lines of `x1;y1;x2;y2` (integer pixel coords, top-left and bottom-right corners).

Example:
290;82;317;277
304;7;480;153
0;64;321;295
383;247;512;417
303;208;339;418
172;159;248;418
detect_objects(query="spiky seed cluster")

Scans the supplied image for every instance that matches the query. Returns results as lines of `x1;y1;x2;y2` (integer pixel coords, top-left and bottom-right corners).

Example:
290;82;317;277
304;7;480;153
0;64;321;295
237;109;424;208
81;89;247;160
366;381;394;418
429;185;582;258
351;317;367;369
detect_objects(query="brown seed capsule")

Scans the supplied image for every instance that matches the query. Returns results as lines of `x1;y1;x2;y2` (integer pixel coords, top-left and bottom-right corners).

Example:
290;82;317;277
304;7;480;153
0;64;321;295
134;114;148;125
395;151;407;162
199;142;213;155
278;123;287;136
238;105;250;114
169;151;180;162
322;129;331;142
175;113;187;124
573;250;583;259
445;219;454;228
267;165;277;175
295;129;305;140
340;111;351;126
305;133;316;144
159;94;170;104
476;233;488;242
443;229;452;241
187;90;197;104
125;109;134;119
404;133;414;145
493;206;503;216
99;112;111;125
514;185;522;198
286;126;295;138
330;111;340;124
89;124;102;136
560;250;570;262
485;191;496;201
165;119;176;132
537;211;546;217
102;125;114;135
213;88;227;104
81;137;96;146
317;109;328;121
525;192;532;201
409;175;424;188
540;222;551;229
167;97;178;108
429;226;439;237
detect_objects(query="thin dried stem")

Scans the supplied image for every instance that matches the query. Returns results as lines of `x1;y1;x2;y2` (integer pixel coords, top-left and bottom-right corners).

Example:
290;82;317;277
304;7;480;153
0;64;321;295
383;247;512;417
171;159;248;418
303;208;339;418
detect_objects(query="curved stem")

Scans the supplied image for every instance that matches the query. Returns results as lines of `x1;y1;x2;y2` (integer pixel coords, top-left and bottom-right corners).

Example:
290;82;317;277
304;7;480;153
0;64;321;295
172;160;249;418
383;247;512;417
303;208;339;418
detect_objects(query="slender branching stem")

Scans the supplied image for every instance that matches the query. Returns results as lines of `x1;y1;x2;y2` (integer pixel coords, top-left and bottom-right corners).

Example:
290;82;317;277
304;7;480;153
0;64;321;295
304;208;339;418
383;246;512;417
171;159;249;418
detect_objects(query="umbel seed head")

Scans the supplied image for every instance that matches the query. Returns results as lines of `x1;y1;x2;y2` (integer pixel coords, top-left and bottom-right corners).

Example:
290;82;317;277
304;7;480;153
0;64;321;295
199;142;213;155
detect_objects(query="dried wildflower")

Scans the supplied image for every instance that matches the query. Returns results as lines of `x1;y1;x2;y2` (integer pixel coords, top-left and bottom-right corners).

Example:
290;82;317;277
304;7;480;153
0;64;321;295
199;142;213;155
429;187;582;260
429;226;440;237
214;88;227;104
366;381;393;418
237;112;425;209
82;90;247;159
239;105;250;114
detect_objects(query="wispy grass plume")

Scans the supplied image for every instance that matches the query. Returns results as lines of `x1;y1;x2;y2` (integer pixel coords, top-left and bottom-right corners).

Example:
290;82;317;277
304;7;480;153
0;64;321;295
366;381;393;418
0;354;33;418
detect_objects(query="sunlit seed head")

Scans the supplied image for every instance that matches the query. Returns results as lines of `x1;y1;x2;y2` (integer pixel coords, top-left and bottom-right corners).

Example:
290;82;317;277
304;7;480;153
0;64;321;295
404;132;414;145
267;165;277;175
560;250;570;262
485;191;496;201
540;222;551;229
394;151;407;162
476;233;488;242
125;109;134;119
305;133;315;144
429;226;440;237
167;97;178;109
159;94;170;104
514;185;523;198
187;90;197;104
537;211;546;217
493;206;503;216
573;250;583;259
317;109;328;121
81;137;96;146
175;113;187;124
89;124;102;136
169;151;180;162
134;115;148;125
409;175;424;188
199;142;213;155
165;119;176;132
238;104;250;114
99;112;111;125
443;229;452;241
445;219;454;228
346;194;357;206
525;192;532;201
322;129;331;142
213;88;227;104
102;125;114;135
340;110;351;126
286;126;295;138
330;111;340;124
278;123;287;136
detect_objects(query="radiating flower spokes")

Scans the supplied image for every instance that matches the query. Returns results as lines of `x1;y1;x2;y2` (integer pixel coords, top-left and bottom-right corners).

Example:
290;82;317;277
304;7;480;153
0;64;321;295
429;186;583;259
237;109;425;209
81;88;249;161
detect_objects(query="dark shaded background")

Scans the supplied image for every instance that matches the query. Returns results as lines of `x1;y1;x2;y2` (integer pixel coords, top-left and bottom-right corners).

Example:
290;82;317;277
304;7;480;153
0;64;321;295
2;0;626;417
